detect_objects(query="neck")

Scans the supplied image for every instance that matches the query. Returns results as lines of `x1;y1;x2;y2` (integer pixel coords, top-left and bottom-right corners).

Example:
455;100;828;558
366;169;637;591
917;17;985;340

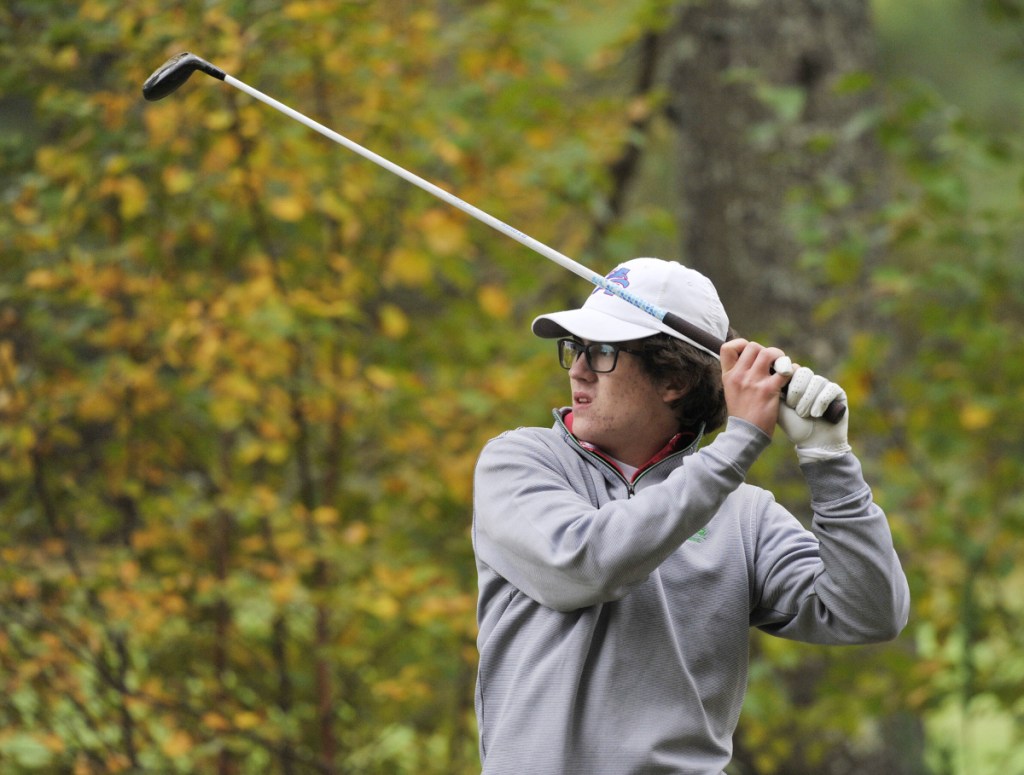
563;410;694;470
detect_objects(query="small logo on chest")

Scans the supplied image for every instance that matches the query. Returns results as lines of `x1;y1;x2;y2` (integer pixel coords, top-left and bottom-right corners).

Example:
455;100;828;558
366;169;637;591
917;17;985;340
687;528;709;544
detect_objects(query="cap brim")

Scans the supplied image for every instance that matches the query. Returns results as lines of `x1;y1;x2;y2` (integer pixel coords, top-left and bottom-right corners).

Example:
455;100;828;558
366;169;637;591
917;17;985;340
531;308;662;342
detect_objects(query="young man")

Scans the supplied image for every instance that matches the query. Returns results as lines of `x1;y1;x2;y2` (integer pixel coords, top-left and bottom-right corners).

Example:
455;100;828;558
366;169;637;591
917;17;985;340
472;258;910;774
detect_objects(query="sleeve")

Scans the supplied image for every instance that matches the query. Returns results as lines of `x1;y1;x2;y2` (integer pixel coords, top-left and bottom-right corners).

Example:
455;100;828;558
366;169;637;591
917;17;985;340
472;419;770;612
750;452;911;644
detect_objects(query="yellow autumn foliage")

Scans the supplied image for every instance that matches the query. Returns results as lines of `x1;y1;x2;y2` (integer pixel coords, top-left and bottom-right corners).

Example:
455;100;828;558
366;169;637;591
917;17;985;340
5;3;997;775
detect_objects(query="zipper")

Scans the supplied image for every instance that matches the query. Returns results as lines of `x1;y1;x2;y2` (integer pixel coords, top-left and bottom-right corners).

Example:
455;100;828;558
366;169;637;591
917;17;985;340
563;432;636;494
627;447;695;494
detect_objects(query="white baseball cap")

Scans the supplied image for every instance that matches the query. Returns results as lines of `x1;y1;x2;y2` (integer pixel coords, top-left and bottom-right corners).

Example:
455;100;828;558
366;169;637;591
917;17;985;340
531;258;729;358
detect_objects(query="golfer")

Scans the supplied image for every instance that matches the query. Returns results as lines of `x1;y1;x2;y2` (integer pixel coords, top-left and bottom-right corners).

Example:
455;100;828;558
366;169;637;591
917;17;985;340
472;258;909;774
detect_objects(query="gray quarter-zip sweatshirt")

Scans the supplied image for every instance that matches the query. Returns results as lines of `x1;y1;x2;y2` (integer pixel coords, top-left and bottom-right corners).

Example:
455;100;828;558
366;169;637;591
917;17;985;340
472;410;909;774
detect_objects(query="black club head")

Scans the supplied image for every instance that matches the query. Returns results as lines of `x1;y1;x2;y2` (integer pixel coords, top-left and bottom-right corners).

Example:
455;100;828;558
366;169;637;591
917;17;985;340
142;52;226;101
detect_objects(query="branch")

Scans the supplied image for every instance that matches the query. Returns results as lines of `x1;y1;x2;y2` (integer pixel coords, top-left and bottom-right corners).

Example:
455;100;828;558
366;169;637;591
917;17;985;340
592;29;667;241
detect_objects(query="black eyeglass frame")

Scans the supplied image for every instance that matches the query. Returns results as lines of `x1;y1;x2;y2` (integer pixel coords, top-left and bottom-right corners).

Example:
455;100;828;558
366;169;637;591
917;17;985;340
556;338;644;373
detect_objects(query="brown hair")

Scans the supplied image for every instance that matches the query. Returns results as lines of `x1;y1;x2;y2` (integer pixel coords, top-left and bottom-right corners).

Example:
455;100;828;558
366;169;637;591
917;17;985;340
633;331;736;434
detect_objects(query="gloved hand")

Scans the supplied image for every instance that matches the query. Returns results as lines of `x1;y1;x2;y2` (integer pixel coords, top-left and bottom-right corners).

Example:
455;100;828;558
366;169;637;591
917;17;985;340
777;366;851;463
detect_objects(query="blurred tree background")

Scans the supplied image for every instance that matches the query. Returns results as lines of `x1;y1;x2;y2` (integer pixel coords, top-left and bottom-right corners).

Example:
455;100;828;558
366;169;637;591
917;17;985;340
1;1;1023;773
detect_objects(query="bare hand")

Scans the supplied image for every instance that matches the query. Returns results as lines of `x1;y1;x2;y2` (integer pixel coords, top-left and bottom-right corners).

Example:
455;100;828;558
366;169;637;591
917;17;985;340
720;339;791;436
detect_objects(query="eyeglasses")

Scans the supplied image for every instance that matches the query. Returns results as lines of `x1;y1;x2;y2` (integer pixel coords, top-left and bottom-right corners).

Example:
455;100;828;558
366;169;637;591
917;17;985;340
557;338;643;373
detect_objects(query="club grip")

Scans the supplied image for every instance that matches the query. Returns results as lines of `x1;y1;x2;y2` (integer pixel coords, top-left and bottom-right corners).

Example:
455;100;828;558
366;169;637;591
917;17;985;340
661;311;847;425
822;398;847;424
779;385;847;424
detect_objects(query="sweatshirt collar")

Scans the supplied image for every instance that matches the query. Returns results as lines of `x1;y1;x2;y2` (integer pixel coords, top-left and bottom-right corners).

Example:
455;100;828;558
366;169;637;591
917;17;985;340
557;408;701;480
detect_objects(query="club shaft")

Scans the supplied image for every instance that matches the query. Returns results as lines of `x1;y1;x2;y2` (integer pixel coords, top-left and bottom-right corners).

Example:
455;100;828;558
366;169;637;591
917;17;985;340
222;71;842;421
229;78;632;301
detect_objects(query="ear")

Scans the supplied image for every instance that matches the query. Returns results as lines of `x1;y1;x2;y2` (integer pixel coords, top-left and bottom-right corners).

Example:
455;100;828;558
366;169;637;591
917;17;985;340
659;379;687;404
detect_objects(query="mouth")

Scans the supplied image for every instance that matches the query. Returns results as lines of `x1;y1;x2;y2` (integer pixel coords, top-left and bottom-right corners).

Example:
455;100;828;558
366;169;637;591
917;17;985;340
573;391;593;408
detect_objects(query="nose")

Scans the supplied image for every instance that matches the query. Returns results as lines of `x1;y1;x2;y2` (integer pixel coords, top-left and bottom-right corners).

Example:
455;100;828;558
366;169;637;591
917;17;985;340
567;348;594;379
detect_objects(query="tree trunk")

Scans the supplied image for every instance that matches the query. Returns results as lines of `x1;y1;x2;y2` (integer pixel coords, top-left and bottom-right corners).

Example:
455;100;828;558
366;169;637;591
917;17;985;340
669;0;887;365
666;1;924;773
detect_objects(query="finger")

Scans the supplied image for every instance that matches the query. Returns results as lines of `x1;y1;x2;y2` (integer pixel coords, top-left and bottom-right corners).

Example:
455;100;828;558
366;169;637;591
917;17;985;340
796;374;828;416
773;356;794;377
719;338;748;371
758;345;784;363
753;346;787;379
737;341;774;368
810;381;846;418
784;367;813;408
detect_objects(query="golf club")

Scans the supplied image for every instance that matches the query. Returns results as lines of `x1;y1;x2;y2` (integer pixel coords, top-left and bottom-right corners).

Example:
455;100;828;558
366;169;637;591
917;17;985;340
142;52;845;423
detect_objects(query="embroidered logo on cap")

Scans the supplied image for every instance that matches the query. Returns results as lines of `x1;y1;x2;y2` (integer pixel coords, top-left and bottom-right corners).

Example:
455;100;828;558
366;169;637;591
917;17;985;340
593;267;630;296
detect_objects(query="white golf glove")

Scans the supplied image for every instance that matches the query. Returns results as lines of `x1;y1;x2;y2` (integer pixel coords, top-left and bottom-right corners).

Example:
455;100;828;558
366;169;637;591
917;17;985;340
777;366;851;463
